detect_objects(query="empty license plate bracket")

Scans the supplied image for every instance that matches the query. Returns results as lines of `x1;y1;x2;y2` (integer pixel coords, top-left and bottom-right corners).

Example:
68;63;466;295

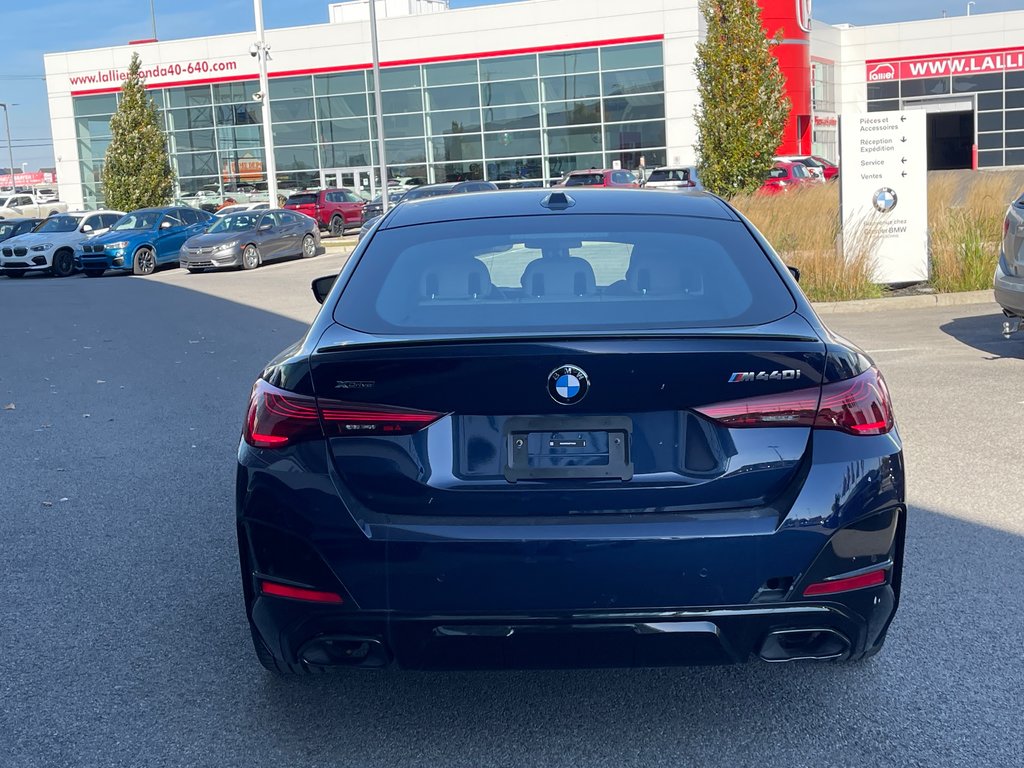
503;416;633;482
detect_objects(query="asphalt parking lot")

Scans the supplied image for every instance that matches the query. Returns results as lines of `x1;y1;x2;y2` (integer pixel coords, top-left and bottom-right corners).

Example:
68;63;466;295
2;259;1023;768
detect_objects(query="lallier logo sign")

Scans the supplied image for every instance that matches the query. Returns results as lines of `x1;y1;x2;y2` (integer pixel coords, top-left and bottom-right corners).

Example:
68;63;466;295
867;46;1024;82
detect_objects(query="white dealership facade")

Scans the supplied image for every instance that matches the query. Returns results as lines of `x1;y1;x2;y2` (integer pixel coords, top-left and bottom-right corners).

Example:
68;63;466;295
41;0;1024;208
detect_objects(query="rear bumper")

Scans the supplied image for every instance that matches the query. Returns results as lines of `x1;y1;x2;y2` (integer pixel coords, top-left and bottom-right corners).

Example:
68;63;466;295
248;589;895;670
994;258;1024;316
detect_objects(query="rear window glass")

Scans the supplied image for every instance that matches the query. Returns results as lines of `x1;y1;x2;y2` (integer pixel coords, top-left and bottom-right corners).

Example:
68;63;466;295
648;169;689;182
334;214;795;333
564;173;604;186
287;194;317;205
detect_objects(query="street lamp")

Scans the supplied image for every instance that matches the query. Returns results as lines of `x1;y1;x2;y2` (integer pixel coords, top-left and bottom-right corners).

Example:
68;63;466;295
967;2;976;15
368;0;389;211
252;0;279;207
0;103;16;192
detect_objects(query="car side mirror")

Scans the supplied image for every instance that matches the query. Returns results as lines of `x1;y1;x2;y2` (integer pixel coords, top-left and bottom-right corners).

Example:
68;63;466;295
787;265;801;282
81;224;93;232
259;223;273;231
160;220;173;229
311;274;337;305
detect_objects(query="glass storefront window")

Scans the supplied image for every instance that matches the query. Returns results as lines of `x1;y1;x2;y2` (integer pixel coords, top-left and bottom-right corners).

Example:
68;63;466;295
167;86;212;108
953;73;1003;93
430;135;483;163
322;142;374;167
542;73;600;102
484;130;541;158
479;55;537;82
380;89;423;115
378;66;421;91
317;93;368;119
602;68;664;96
546;152;603;179
546;126;603;155
544;99;601;127
424;61;478;87
169;129;216;152
273;121;317;146
269;76;314;99
604;121;665;151
483;104;540;132
318;117;371;143
382;113;426;138
73;93;118;116
216;125;263;149
540;49;598;77
216;103;261;126
603;94;664;123
601;42;662;70
482;79;538;107
431;162;484;182
315;71;368;96
213;81;259;104
485;156;543;181
428;108;482;135
75;115;113;139
270;99;315;123
275;146;319;172
385;138;428;164
167;106;214;131
174;152;218;177
425;84;479;111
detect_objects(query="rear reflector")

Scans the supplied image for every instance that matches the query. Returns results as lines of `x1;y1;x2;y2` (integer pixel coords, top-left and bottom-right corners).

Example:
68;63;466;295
260;580;344;604
802;568;886;597
695;368;894;436
244;378;445;449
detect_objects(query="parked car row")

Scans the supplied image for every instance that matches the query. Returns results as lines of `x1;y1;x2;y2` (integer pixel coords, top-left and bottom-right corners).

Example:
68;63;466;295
0;205;321;278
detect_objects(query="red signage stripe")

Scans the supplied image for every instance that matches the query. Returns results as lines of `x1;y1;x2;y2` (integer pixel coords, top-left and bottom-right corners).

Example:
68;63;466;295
68;33;664;97
865;43;1024;66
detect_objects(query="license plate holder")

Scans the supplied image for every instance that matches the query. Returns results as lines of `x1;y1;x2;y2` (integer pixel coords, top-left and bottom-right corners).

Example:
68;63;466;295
503;416;633;482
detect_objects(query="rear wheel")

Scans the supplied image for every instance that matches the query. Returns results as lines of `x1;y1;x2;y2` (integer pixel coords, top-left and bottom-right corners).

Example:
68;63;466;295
132;247;156;276
241;244;260;270
329;216;345;237
83;269;105;278
301;234;317;259
51;249;75;278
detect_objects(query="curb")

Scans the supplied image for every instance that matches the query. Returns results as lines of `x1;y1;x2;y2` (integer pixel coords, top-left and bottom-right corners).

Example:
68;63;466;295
811;289;995;314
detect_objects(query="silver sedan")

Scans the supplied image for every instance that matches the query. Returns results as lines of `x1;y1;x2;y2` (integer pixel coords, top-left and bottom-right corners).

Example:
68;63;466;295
179;209;320;272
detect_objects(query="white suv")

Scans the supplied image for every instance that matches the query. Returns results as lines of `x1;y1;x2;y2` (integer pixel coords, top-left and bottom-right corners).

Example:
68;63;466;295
0;210;123;279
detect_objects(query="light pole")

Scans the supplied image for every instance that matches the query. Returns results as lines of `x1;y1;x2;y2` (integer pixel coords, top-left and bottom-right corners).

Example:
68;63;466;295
0;103;16;192
967;2;976;15
368;0;389;211
150;0;158;38
252;0;278;207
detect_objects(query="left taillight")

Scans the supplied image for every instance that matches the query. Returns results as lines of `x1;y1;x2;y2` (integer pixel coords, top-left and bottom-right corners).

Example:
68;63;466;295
244;378;444;449
694;368;895;437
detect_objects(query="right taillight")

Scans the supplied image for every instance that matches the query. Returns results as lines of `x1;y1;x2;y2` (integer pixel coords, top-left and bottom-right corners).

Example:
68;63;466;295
244;379;445;449
695;368;894;437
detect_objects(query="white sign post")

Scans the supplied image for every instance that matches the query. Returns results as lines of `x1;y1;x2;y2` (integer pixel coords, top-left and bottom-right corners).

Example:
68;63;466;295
839;111;928;284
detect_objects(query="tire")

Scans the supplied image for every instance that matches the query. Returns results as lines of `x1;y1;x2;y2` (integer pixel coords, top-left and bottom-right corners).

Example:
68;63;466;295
83;269;105;278
51;248;75;278
241;244;260;270
47;210;59;217
132;247;156;276
301;233;317;259
4;270;25;279
329;216;345;237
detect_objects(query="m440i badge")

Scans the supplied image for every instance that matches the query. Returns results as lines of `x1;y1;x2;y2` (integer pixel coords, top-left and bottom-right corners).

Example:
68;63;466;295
729;370;803;383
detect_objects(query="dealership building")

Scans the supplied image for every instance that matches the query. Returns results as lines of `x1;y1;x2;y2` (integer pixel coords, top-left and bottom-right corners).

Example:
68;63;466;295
41;0;1024;208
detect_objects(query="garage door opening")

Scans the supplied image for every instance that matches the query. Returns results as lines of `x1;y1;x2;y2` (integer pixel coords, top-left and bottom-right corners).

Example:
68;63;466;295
926;111;974;170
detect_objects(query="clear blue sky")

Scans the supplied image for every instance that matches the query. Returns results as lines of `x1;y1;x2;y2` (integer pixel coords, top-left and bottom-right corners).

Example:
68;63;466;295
2;0;1022;170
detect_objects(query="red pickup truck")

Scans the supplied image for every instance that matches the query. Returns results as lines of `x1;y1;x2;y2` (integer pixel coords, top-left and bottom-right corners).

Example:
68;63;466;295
283;188;365;236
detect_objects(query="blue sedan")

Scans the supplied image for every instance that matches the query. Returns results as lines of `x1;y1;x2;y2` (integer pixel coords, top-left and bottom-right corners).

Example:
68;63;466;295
237;188;905;673
77;206;215;277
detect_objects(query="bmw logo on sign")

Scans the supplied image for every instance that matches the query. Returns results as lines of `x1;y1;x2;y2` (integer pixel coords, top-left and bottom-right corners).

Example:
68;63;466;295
548;365;589;405
872;187;898;213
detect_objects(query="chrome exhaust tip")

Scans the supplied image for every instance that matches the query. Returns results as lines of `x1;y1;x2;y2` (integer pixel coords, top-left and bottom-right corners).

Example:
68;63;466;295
758;628;851;662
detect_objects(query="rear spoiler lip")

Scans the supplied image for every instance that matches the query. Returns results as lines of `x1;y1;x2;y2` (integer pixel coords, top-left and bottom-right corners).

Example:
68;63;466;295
314;327;823;355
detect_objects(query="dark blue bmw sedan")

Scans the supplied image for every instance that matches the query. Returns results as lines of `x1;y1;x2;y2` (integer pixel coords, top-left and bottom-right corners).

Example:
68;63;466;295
236;188;905;674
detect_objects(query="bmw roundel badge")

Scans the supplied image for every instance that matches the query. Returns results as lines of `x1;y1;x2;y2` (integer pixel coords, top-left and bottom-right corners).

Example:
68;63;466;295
548;365;589;405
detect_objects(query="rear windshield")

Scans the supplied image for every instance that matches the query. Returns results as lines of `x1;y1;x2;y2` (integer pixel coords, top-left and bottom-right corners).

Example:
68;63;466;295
286;194;317;205
564;173;604;186
648;169;689;182
335;214;795;333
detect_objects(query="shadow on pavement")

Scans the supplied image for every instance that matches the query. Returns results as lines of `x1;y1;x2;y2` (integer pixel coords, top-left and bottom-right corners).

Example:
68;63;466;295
940;310;1024;360
1;275;1022;767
